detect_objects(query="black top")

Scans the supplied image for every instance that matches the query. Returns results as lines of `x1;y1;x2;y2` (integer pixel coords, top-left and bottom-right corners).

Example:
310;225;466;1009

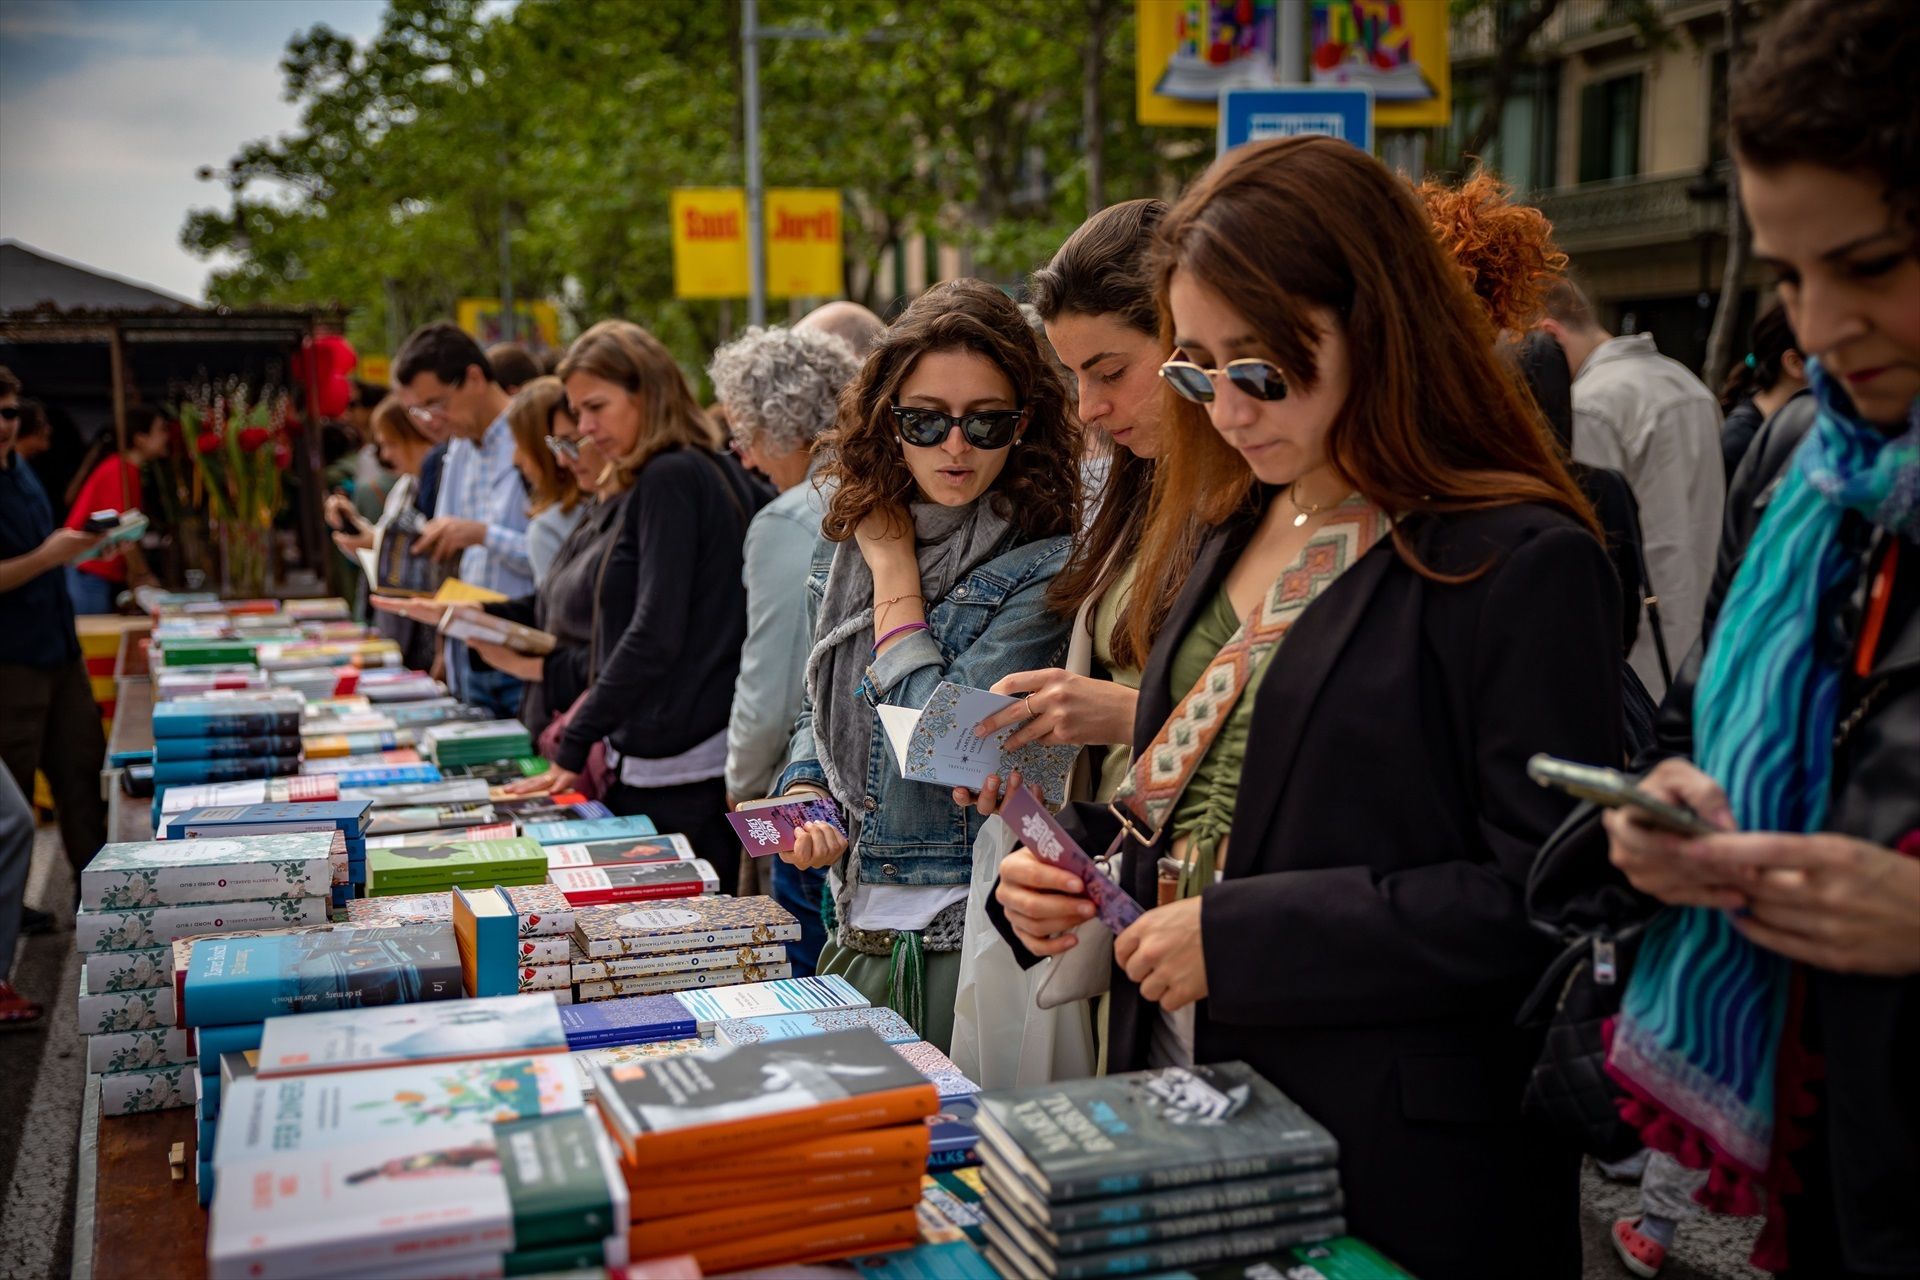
991;498;1623;1279
552;448;767;772
413;442;448;518
0;451;80;668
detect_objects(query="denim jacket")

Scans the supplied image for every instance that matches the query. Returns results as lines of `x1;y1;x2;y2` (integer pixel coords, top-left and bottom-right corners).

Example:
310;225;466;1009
776;531;1072;888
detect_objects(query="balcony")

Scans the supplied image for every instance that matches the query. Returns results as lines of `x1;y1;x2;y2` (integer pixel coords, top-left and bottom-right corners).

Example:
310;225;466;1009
1529;167;1729;254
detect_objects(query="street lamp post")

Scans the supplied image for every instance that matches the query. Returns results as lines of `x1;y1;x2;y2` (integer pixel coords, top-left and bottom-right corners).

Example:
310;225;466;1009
1685;165;1729;369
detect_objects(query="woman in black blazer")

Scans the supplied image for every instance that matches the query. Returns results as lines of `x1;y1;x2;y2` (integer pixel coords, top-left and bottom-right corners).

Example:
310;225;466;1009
989;138;1622;1279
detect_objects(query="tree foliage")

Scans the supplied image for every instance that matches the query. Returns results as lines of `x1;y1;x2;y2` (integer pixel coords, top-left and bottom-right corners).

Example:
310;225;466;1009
181;0;1208;377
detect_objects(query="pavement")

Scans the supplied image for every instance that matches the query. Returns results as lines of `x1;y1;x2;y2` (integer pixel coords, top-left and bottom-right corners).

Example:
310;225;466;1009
0;816;1770;1280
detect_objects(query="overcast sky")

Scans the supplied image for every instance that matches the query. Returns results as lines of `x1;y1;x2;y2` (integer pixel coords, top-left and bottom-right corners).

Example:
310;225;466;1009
0;0;387;302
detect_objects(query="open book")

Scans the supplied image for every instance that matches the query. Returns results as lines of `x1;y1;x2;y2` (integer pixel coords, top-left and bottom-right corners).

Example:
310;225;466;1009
875;681;1077;808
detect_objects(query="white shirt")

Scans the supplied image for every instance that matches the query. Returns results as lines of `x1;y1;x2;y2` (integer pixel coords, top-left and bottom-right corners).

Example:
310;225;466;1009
1571;333;1726;695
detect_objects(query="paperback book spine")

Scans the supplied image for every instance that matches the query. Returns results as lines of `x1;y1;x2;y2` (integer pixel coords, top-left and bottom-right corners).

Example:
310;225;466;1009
572;922;801;960
152;757;305;786
150;736;305;761
576;963;787;1002
571;944;785;983
688;1209;919;1277
628;1181;922;1255
87;1026;194;1074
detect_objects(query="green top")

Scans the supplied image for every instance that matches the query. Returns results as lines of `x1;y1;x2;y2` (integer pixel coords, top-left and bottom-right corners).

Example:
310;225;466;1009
1163;584;1277;895
1090;559;1145;803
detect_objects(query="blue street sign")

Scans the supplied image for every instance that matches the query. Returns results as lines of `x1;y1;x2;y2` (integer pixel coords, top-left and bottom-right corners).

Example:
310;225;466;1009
1218;86;1375;157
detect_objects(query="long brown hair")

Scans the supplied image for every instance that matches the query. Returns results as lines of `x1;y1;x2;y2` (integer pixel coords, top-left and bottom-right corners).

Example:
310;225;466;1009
1028;198;1191;670
820;278;1077;544
1128;137;1597;659
557;320;720;490
505;376;583;517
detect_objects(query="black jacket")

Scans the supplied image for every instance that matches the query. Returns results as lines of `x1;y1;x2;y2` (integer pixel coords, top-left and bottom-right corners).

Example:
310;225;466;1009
553;447;767;772
991;499;1623;1280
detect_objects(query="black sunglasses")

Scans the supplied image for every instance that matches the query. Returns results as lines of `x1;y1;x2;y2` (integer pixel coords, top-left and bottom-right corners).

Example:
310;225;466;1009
1158;357;1289;404
0;406;18;422
891;406;1025;449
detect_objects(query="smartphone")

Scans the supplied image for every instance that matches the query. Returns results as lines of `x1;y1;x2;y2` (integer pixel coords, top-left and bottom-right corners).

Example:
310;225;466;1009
1526;754;1719;837
84;509;120;533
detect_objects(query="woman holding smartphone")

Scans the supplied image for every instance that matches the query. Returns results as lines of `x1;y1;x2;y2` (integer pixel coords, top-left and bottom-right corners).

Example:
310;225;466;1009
1595;2;1919;1274
773;279;1078;1049
989;137;1622;1277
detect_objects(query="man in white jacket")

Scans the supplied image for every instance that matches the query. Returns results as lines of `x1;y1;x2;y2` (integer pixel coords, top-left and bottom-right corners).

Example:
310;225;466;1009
1540;281;1725;697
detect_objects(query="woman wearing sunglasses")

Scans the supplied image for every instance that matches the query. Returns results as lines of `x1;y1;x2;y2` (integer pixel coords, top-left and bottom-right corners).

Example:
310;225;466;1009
771;279;1079;1049
989;136;1622;1277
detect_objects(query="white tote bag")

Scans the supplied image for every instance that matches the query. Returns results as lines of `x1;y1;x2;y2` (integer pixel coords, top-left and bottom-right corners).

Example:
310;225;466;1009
947;587;1105;1088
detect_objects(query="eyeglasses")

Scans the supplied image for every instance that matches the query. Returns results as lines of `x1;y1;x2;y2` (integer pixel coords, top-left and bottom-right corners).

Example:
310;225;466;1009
1158;357;1289;405
891;406;1025;450
405;400;451;427
0;406;18;422
544;434;582;461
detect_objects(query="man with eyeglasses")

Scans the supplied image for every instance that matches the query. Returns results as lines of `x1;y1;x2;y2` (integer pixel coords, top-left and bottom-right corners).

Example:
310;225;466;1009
0;366;110;1021
392;324;533;718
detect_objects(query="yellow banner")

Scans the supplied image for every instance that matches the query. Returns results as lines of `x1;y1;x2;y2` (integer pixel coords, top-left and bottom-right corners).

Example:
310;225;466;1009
1310;0;1449;129
454;299;562;350
671;189;751;300
1137;0;1279;128
671;188;844;300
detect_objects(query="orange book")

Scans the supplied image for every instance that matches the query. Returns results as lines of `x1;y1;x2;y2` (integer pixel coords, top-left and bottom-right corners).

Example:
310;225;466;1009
681;1208;918;1275
630;1180;921;1255
632;1158;928;1218
625;1124;931;1192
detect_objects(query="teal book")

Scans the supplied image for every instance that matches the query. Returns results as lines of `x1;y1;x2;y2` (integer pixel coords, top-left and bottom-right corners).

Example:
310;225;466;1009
181;923;463;1028
712;1005;920;1048
454;886;520;998
152;756;304;786
195;1022;264;1077
522;815;658;846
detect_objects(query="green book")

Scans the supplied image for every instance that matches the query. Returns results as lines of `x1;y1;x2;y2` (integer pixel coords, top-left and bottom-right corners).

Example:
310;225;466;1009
365;838;548;895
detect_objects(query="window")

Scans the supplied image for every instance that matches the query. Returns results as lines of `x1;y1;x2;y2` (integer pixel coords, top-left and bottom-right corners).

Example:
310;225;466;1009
1446;65;1559;192
1578;72;1642;183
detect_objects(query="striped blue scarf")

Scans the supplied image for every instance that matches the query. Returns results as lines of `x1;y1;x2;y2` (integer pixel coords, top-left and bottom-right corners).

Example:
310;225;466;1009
1610;361;1919;1182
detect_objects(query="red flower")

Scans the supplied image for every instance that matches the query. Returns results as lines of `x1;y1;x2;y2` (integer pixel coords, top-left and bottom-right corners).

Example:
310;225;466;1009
272;442;293;469
195;432;222;455
237;426;271;452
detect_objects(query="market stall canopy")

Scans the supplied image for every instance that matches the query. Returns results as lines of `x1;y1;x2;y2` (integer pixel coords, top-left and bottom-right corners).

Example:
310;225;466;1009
0;239;197;313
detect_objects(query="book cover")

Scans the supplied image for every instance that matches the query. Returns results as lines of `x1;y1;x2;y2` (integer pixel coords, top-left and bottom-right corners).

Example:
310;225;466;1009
983;1200;1344;1280
548;859;719;907
541;836;695;870
984;1152;1341;1234
330;763;444;788
629;1180;922;1256
150;735;305;762
572;1040;709;1095
182;923;463;1027
556;994;697;1048
257;992;568;1077
490;794;610;822
687;1208;918;1276
670;974;867;1033
345;882;573;937
894;1040;980;1100
1199;1237;1418;1280
928;1096;982;1170
99;1062;193;1116
151;694;302;739
576;962;790;1003
726;796;845;856
157;775;339;816
523;815;660;846
163;800;372;840
999;789;1142;936
518;963;571;992
571;896;800;959
76;969;176;1034
76;895;328;955
338;777;490;808
625;1123;933;1190
874;681;1078;808
455;886;520;997
590;1028;938;1167
973;1063;1339;1203
635;1157;928;1221
87;1026;194;1074
195;1021;266;1074
574;943;786;984
85;944;172;993
517;936;568;965
365;801;500;836
365;822;515;849
82;833;336;910
439;610;558;656
366;837;548;895
712;1004;919;1048
152;756;304;786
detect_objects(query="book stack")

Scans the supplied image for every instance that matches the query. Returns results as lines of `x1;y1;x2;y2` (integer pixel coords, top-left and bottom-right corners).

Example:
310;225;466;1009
558;974;861;1046
209;1054;628;1279
161;799;372;905
298;748;428;776
452;886;576;999
364;835;549;898
547;855;721;908
423;719;535;768
568;897;800;1000
338;776;490;808
255;636;403;671
439;757;551;784
75;833;337;1115
152;665;268;699
973;1062;1347;1280
523;814;658;846
150;690;306;786
595;1028;935;1273
363;800;501;837
253;991;570;1079
492;793;613;825
357;668;448;702
152;773;338;833
347;881;577;998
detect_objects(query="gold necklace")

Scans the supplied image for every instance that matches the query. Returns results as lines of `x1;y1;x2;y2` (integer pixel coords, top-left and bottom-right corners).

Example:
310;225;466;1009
1283;483;1327;528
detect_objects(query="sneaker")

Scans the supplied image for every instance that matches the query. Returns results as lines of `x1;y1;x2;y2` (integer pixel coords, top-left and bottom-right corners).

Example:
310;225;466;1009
0;981;45;1031
19;907;56;935
1611;1217;1667;1278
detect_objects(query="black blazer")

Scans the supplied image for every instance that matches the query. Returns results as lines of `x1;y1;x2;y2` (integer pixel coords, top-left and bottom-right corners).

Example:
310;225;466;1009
553;447;767;772
991;498;1623;1280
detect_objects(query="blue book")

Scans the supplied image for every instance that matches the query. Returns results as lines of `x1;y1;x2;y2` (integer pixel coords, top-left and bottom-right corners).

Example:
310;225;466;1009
556;993;697;1048
453;887;519;998
195;1021;265;1075
163;800;373;840
152;696;303;740
197;1112;216;1152
522;815;657;846
928;1095;981;1170
182;924;463;1028
196;1159;213;1207
152;736;305;763
712;1005;919;1047
334;765;442;789
153;757;303;786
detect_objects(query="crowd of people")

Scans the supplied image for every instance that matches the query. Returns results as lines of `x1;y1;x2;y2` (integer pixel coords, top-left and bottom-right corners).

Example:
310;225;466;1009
0;0;1913;1274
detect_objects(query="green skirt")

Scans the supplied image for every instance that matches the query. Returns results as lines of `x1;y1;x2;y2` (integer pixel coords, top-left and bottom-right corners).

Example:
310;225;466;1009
818;940;962;1054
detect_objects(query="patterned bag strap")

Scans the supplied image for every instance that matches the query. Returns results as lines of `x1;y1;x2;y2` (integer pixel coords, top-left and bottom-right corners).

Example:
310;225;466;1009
1108;499;1392;847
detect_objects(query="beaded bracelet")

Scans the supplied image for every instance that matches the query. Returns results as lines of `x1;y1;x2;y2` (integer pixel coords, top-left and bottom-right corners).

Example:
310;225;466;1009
873;621;929;654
